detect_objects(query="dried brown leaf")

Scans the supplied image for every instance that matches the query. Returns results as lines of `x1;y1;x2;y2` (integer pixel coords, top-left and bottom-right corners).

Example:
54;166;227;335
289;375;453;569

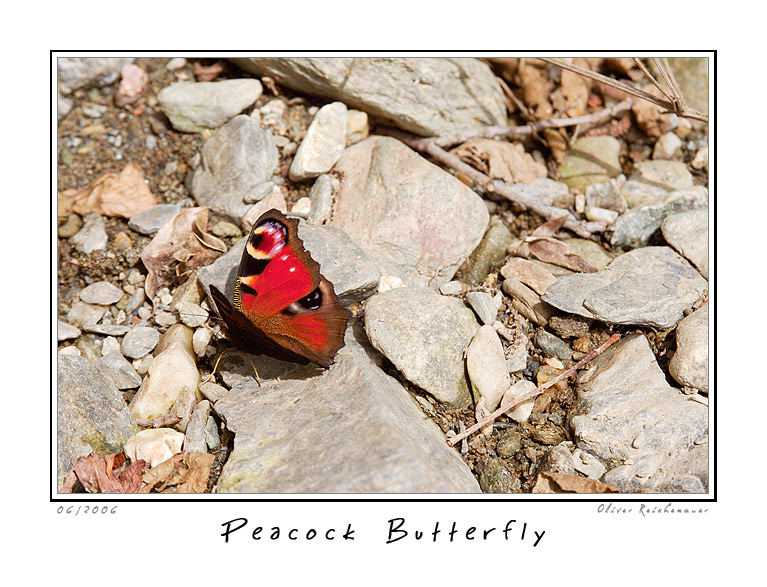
514;61;553;120
532;471;619;493
58;163;158;220
561;59;593;117
141;452;215;493
451;139;547;185
532;215;570;238
63;452;146;493
141;207;226;299
632;84;671;138
527;238;597;273
500;257;557;295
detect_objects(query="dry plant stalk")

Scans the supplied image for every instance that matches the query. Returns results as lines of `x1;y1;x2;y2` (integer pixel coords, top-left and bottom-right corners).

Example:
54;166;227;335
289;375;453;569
447;333;621;447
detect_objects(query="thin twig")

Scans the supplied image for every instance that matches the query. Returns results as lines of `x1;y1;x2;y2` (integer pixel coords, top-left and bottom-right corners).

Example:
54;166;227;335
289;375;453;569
632;58;674;103
540;58;707;122
430;98;634;149
447;333;621;447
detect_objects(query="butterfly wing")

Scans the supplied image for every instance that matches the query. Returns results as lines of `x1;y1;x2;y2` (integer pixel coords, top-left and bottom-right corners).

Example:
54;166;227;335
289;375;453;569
212;209;349;367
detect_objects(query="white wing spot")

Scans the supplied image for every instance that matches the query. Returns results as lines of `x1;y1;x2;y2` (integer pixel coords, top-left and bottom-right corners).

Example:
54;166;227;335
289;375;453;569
289;267;296;273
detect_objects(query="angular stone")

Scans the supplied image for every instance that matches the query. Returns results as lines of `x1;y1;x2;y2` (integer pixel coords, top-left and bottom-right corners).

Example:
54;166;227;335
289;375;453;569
192;115;278;222
214;325;481;493
669;305;709;393
66;301;106;327
157;79;263;133
662;208;708;278
464;291;501;325
58;320;81;341
128;203;182;235
183;400;211;453
459;220;513;286
230;57;506;137
124;428;185;468
57;355;137;488
330;136;489;288
501;277;557;326
571;334;708;492
631;159;693;191
364;286;480;408
543;247;708;329
609;186;708;248
289;101;348;181
533;330;572;361
500;257;556;295
71;212;107;253
95;352;143;390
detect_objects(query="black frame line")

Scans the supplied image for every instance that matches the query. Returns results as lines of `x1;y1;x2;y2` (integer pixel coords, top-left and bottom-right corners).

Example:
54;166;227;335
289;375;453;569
51;50;716;503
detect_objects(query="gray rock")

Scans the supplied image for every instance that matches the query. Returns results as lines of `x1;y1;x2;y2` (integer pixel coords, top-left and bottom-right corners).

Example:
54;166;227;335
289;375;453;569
66;301;106;327
364;286;480;408
584;176;627;213
539;443;575;475
204;416;221;450
496;428;524;458
460;220;513;286
609;186;708;248
121;326;160;359
465;291;501;325
571;334;708;492
71;212;107;253
504;178;573;209
230;57;506;137
543;247;708;329
439;281;464;296
79;281;123;305
330;136;489;287
653;131;683;159
572;448;606;479
289;102;348;181
479;459;519;493
306;174;335;225
532;330;572;361
548;315;590;339
466;325;510;410
58;320;81;341
128;203;182;235
183;400;211;453
214;324;481;493
82;324;131;336
57;354;137;489
100;336;122;357
662;208;708;278
157;79;263;133
631;160;693;191
169;386;197;433
175;300;209;328
95;352;143;390
620;179;670;209
557;137;622;193
192;115;279;223
669;305;709;393
58;57;132;95
199;220;379;308
199;380;230;404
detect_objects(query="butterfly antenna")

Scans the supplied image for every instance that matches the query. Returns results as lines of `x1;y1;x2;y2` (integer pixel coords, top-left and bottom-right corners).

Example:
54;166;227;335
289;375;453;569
247;355;262;387
201;349;229;385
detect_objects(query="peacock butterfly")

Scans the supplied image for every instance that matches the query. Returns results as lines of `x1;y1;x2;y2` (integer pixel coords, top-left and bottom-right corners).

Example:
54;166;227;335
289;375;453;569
209;209;349;367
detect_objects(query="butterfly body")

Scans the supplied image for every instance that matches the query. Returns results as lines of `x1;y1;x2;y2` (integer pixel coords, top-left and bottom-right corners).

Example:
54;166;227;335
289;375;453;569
209;209;349;367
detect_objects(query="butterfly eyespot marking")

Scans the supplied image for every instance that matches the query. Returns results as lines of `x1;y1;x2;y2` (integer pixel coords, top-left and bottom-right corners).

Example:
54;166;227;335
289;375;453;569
285;288;323;314
248;220;288;259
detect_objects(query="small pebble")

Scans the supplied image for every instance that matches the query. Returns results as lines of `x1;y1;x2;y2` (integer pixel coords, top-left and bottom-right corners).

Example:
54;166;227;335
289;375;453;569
166;57;187;70
66;301;106;327
154;310;178;328
58;320;81;342
101;336;122;356
79;281;123;305
121;325;160;359
439;281;464;296
211;220;241;238
192;327;211;357
58;213;83;238
205;416;221;450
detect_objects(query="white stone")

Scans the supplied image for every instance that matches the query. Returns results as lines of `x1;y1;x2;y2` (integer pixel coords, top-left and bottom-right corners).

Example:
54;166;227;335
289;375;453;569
291;197;312;216
289;101;348;181
378;275;405;293
124;428;185;468
669;305;709;393
501;379;536;423
466;325;510;411
653;131;683;159
193;327;211;358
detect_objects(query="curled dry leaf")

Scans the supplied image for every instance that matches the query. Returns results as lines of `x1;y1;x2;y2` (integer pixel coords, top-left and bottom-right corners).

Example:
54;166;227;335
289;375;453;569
60;452;146;493
532;471;619;493
560;59;598;118
58;163;158;220
115;63;149;107
514;60;553;120
451;139;547;185
141;207;226;299
140;452;215;493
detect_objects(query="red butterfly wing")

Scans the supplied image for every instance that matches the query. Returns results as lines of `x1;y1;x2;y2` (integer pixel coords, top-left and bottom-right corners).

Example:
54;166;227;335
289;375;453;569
212;209;349;367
